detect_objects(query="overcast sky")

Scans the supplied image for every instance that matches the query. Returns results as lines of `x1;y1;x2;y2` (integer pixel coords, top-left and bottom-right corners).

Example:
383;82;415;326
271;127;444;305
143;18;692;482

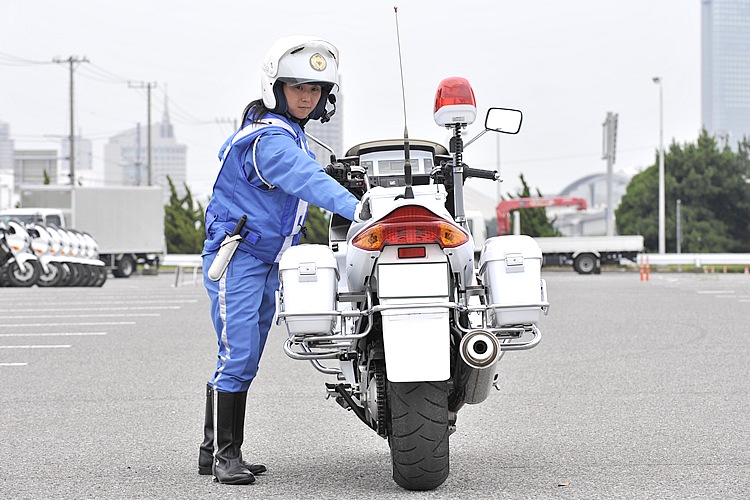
0;0;702;203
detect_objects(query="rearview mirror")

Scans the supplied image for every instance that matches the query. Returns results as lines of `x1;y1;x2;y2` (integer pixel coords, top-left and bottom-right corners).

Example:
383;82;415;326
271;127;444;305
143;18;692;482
485;108;523;134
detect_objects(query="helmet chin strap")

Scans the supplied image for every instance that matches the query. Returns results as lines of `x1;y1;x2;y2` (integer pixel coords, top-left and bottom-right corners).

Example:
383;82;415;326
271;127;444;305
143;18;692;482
271;81;289;115
284;112;307;126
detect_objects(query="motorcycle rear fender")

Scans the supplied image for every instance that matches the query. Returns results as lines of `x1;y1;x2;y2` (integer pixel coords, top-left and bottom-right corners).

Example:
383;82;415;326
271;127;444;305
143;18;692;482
381;298;451;383
376;245;451;382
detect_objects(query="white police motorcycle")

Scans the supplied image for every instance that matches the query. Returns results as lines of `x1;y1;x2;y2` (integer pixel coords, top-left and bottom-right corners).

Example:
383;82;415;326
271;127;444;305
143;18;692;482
0;220;41;287
276;77;549;491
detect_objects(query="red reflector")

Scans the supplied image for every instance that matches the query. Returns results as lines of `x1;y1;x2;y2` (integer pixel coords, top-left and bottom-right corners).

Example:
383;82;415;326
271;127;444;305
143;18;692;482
398;247;426;259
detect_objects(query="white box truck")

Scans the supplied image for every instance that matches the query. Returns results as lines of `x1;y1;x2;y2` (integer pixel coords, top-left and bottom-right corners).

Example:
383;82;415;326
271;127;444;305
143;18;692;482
534;235;644;274
5;185;165;278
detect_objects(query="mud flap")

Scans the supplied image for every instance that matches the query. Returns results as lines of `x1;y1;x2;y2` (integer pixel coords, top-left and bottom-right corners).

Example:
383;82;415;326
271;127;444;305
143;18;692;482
381;305;450;382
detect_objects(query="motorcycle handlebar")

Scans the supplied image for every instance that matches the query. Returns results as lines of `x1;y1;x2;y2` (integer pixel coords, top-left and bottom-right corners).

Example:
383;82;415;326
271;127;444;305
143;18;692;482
462;166;500;181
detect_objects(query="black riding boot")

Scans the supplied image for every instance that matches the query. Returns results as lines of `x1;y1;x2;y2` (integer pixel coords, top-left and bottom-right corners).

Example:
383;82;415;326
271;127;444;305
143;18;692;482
198;385;267;476
212;389;255;485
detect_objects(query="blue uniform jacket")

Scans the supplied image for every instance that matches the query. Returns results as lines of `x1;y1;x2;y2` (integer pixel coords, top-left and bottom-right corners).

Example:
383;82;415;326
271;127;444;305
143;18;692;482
203;111;358;264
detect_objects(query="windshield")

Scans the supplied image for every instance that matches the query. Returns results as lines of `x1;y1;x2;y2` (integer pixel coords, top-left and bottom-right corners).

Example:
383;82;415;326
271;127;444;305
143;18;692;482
0;214;40;224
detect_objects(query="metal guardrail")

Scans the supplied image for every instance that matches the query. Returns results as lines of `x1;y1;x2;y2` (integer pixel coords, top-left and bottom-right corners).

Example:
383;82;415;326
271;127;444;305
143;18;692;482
635;253;750;266
161;254;202;287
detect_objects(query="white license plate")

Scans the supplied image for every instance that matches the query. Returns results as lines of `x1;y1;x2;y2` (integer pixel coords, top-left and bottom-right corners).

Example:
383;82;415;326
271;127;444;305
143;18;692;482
377;262;449;298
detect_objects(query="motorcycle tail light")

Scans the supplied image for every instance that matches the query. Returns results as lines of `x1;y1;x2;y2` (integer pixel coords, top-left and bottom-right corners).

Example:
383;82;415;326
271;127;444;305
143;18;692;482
352;206;469;252
434;76;477;127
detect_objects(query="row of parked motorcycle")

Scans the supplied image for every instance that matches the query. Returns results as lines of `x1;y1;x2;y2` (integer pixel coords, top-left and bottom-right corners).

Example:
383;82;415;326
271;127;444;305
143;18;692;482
0;220;108;287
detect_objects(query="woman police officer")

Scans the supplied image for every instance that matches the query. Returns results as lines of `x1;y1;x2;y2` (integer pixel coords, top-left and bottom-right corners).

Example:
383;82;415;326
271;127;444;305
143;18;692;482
198;35;366;485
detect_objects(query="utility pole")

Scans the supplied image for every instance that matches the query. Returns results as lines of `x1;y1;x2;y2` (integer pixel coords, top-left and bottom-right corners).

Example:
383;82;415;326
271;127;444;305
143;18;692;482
129;81;157;186
602;112;618;237
653;77;665;254
53;56;89;185
676;198;682;272
135;122;142;186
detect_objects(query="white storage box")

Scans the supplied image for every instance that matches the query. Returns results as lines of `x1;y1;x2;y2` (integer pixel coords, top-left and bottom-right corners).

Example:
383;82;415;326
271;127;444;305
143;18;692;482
478;235;544;326
278;244;339;335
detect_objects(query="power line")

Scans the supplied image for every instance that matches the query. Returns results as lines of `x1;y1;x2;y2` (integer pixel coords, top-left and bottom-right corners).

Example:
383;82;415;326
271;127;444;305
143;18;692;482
77;66;127;85
85;63;132;83
0;51;53;66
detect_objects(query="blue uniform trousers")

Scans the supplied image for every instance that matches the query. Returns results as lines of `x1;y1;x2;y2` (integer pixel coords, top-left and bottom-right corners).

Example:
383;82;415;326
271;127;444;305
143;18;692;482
203;249;279;393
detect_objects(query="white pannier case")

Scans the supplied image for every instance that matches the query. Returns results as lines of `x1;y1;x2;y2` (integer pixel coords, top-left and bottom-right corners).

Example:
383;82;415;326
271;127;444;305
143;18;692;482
478;235;546;326
278;244;339;335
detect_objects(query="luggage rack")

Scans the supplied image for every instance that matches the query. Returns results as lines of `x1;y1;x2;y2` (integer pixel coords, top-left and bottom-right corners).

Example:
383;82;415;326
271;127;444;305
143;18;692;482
455;282;548;351
277;282;548;368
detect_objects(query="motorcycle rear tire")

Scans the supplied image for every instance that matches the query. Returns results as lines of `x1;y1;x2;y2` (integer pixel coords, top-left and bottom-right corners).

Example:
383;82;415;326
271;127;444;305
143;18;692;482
387;380;450;491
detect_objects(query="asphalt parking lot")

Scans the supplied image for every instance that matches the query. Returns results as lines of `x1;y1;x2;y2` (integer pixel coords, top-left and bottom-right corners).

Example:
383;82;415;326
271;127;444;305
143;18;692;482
1;270;748;499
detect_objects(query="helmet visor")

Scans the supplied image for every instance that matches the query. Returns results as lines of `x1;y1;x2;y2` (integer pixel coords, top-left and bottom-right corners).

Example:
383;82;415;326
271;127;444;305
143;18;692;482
278;77;335;89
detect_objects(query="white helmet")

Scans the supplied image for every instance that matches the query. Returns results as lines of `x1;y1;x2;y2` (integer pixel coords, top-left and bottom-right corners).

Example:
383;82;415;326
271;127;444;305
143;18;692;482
261;35;339;120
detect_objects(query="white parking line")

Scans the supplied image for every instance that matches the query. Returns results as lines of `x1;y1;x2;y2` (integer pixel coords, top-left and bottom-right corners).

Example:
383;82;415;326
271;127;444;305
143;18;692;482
0;299;197;306
0;306;180;312
0;363;28;367
0;345;71;349
697;290;735;294
2;314;160;319
0;322;136;328
0;332;107;337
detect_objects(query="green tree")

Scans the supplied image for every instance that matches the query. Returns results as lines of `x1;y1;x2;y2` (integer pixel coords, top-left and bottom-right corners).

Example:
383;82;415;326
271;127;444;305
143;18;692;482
616;130;750;253
164;175;206;254
302;205;330;245
507;173;561;237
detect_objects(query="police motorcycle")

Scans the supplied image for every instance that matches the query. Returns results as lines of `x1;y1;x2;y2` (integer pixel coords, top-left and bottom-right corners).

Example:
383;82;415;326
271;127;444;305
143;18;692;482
0;221;14;274
24;223;107;287
0;219;41;287
52;227;107;287
275;77;549;491
28;223;65;287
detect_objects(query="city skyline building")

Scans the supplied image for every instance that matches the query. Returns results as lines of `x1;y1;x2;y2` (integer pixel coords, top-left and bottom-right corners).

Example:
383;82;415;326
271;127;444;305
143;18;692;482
103;98;187;202
13;149;58;190
701;0;750;147
305;77;344;167
0;120;13;173
0;121;14;208
60;135;94;185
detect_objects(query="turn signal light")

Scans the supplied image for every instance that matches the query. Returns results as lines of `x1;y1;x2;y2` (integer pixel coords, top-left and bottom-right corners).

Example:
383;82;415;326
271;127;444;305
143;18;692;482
352;206;469;252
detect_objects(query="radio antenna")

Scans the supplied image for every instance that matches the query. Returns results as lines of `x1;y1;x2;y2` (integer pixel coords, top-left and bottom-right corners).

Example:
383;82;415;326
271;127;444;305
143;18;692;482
394;6;414;199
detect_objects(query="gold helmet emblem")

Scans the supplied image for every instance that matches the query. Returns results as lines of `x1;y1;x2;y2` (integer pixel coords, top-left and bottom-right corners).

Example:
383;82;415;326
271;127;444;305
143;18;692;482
309;53;327;71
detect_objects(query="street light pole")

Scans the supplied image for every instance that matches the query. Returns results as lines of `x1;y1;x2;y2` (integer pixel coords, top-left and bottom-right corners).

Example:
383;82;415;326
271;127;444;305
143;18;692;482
653;77;666;254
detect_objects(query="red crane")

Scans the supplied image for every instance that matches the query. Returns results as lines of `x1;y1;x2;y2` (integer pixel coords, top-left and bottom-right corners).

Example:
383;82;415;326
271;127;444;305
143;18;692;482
496;196;588;235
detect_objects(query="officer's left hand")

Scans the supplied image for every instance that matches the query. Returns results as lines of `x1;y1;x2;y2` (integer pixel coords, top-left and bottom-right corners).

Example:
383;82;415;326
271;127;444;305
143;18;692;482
325;162;347;183
354;193;372;223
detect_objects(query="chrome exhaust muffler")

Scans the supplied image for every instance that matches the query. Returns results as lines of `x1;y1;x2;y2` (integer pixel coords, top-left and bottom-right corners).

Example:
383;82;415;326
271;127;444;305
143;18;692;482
453;329;503;407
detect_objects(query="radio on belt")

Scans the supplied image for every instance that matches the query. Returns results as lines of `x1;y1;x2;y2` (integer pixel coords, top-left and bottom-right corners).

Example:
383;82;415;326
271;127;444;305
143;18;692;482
207;215;247;282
